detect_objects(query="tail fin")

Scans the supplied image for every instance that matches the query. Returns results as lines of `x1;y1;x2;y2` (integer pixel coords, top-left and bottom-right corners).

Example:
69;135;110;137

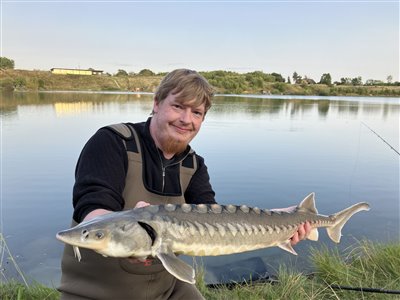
326;202;370;243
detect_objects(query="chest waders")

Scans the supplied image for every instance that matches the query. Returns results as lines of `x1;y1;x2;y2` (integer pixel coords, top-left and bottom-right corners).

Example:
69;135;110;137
59;123;204;300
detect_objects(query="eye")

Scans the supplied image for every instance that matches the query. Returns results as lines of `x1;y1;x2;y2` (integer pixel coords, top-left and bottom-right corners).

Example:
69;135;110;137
172;104;182;110
193;110;204;118
95;232;104;239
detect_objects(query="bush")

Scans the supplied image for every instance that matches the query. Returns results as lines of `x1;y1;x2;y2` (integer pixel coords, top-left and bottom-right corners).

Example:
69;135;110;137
38;79;45;90
272;82;286;93
0;79;15;91
13;77;27;89
0;57;15;69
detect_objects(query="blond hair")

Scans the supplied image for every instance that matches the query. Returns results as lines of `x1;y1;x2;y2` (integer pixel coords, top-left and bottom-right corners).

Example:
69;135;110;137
154;69;214;113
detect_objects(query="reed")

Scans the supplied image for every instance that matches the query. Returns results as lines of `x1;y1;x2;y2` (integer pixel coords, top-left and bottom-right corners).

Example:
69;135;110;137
0;233;28;286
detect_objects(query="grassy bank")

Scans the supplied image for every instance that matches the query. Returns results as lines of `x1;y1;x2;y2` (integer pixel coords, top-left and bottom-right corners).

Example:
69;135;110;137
0;69;162;93
1;240;399;299
197;240;400;299
1;69;399;97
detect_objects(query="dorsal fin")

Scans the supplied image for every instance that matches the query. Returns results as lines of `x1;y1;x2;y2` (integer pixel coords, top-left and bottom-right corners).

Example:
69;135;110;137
298;192;318;214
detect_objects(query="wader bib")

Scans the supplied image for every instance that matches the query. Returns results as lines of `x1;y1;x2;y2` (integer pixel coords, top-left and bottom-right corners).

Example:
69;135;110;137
59;123;204;300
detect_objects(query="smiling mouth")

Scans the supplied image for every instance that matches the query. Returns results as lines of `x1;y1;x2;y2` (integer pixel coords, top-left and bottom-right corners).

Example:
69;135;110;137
172;125;192;134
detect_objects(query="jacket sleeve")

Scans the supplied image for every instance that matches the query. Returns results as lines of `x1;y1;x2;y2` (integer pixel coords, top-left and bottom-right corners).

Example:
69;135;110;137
72;128;128;222
184;155;216;204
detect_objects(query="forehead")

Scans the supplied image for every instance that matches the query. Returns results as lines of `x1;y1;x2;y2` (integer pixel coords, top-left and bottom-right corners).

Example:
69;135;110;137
169;92;206;110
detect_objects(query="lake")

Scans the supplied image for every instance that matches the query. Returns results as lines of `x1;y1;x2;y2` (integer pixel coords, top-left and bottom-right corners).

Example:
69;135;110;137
1;91;399;287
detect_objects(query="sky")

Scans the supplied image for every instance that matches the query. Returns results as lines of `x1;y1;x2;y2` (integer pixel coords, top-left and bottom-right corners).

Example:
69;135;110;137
1;0;399;82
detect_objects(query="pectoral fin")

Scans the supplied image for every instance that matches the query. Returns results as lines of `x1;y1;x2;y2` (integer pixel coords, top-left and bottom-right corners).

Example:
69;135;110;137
278;241;298;255
156;249;195;284
307;228;319;241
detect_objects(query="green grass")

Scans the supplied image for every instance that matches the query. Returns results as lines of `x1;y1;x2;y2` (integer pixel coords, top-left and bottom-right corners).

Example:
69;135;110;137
1;233;60;299
1;240;399;299
0;281;60;300
311;240;400;299
196;240;400;299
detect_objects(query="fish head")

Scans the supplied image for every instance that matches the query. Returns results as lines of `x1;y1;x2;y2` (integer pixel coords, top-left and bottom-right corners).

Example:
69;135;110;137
56;211;153;258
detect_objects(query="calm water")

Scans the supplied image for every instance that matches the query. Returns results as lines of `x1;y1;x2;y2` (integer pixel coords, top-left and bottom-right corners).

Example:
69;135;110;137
2;92;399;286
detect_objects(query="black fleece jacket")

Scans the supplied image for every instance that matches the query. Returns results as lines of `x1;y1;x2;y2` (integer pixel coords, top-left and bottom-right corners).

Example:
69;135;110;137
72;118;216;222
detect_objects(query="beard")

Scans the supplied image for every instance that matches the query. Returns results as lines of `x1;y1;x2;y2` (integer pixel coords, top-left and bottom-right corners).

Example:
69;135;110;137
159;132;188;154
150;117;195;156
160;136;189;155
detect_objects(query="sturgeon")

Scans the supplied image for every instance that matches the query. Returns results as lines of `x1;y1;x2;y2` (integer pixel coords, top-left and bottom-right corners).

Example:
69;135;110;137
56;193;370;284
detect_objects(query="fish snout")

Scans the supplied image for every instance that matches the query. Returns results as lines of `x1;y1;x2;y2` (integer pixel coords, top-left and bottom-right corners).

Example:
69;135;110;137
56;229;72;243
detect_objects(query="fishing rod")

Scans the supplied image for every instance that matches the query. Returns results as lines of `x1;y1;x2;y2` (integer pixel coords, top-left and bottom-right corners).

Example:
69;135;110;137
330;284;400;295
361;121;400;156
207;276;400;295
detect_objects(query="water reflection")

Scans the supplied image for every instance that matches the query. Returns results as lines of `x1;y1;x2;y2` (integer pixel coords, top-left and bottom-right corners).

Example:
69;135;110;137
2;92;398;121
1;91;399;287
1;92;152;117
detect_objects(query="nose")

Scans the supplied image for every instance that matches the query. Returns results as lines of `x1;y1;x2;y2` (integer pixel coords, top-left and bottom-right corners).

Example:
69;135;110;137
180;108;192;124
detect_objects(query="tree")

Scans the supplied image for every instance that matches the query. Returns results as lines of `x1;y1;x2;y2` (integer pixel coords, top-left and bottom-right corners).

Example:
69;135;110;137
138;69;155;76
387;75;393;84
115;69;128;76
287;76;291;84
340;77;352;85
0;57;15;69
365;79;384;86
319;73;332;85
271;72;285;82
351;76;362;86
292;71;301;83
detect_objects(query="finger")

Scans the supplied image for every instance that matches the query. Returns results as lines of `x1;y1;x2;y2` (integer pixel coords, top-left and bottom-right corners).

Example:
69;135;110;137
135;201;150;208
304;221;312;237
297;223;306;240
290;231;300;245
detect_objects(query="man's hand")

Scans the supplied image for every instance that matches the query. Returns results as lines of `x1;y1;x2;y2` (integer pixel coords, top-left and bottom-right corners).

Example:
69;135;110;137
127;201;152;264
135;201;150;208
83;209;112;221
270;206;312;246
290;221;311;246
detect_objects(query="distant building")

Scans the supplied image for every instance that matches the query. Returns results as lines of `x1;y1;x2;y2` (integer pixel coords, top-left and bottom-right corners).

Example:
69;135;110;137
50;68;103;75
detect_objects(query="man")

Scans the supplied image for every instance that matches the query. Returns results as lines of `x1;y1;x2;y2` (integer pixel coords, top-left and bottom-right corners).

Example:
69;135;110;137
59;69;310;299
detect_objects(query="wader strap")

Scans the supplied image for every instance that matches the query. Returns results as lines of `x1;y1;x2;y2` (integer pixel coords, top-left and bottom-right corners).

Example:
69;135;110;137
106;123;134;140
106;123;139;153
108;123;197;194
180;151;197;192
59;123;202;299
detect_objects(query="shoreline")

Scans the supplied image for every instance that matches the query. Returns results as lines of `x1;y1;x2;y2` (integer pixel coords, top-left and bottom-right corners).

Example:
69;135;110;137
2;69;400;97
8;89;400;105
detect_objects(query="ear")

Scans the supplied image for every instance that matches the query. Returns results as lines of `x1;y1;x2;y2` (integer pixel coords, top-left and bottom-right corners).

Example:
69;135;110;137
153;98;159;114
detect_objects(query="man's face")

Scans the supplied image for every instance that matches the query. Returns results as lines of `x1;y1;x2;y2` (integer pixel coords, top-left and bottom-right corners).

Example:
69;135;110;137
151;92;206;156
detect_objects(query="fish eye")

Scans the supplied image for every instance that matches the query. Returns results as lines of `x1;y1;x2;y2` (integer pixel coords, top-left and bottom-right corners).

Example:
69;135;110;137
95;232;104;239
